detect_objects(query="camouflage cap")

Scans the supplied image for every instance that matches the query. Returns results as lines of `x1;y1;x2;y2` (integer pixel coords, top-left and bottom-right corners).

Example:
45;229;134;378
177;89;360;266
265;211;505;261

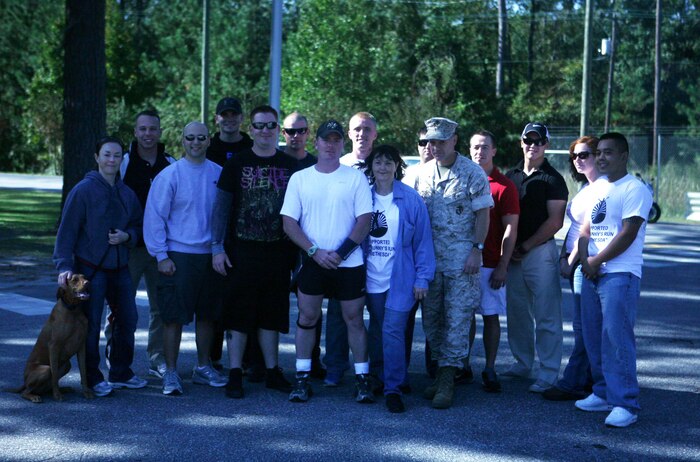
424;117;458;141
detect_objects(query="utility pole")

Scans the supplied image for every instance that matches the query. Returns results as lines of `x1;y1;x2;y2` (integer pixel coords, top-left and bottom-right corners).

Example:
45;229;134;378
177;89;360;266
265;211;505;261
201;0;210;123
652;0;662;169
496;0;507;98
604;9;617;132
580;0;593;136
269;0;282;112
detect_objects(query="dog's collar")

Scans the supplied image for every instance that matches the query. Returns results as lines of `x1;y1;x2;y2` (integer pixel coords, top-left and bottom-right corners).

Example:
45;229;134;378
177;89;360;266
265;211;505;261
60;296;84;311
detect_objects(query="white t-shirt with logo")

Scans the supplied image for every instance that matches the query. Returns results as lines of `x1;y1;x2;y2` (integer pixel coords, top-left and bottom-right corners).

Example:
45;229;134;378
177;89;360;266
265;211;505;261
366;192;399;293
586;174;652;277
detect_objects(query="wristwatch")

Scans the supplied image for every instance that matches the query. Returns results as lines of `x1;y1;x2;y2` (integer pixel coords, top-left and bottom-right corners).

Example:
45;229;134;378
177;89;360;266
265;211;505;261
474;243;485;251
307;244;318;257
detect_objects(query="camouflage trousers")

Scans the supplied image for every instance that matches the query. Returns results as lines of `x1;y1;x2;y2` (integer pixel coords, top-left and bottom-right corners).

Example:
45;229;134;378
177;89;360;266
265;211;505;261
422;270;480;368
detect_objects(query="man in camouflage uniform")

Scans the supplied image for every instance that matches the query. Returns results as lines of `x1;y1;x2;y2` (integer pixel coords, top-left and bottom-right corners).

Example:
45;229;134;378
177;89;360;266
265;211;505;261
416;117;493;409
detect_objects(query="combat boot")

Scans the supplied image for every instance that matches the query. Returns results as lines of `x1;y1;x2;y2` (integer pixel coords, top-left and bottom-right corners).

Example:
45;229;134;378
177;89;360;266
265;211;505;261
432;366;456;409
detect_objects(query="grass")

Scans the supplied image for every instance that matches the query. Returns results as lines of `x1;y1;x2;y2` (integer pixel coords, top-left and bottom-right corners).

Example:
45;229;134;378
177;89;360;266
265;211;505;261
0;190;61;258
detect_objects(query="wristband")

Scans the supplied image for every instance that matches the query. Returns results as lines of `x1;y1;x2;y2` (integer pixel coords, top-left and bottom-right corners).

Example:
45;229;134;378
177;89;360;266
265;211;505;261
336;238;359;261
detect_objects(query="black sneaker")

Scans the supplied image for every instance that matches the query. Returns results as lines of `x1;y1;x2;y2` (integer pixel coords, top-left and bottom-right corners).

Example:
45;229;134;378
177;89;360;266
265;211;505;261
355;374;376;404
289;373;313;403
266;367;292;393
481;368;501;393
225;368;244;399
385;393;405;413
542;386;586;401
454;366;474;385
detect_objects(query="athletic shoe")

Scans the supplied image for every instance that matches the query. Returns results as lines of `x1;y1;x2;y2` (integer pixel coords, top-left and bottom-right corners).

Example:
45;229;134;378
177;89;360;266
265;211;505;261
323;370;343;387
92;381;113;397
225;368;244;399
528;379;553;393
192;365;228;387
265;367;293;393
289;373;312;402
148;363;167;379
454;366;474;385
385;393;405;413
109;375;147;389
162;370;183;396
542;386;586;401
605;407;638;428
481;368;501;393
575;393;613;412
355;374;376;404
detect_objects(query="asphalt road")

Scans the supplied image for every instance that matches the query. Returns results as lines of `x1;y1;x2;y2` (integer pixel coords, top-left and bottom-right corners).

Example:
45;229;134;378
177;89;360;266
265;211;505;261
0;175;699;461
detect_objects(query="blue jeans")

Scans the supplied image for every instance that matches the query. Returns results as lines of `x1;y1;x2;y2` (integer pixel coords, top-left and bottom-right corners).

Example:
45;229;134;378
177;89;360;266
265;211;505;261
324;298;349;376
366;292;386;378
581;272;641;411
556;265;592;393
78;263;138;387
367;291;413;394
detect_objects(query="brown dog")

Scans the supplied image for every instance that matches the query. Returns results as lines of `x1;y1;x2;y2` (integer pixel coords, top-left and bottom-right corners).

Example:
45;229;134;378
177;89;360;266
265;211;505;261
14;273;94;403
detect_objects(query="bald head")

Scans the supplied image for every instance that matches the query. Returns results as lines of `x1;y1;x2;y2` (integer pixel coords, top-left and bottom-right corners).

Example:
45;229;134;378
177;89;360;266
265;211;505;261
182;121;210;163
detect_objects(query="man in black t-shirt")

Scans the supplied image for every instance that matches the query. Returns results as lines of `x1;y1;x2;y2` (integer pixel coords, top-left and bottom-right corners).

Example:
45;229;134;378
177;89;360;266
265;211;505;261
282;111;317;169
211;105;298;399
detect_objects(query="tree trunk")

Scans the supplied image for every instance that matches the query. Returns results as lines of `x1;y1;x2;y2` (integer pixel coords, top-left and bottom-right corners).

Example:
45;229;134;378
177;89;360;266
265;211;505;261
62;0;106;205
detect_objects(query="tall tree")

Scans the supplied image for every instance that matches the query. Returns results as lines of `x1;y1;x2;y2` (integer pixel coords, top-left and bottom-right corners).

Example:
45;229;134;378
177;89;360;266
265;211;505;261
62;0;106;202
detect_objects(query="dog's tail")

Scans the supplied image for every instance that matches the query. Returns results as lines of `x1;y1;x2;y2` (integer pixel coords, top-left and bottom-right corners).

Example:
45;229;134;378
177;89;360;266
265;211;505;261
2;386;25;394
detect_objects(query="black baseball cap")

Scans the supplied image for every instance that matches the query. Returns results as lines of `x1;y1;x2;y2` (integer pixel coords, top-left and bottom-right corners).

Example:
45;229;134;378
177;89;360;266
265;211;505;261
216;97;242;115
316;120;344;139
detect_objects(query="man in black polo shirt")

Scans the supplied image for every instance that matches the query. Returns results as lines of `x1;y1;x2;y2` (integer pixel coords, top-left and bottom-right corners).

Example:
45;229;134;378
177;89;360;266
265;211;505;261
504;122;568;394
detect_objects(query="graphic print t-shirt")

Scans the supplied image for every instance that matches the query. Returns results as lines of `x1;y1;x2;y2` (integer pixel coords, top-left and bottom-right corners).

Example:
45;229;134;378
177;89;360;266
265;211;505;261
366;192;398;293
218;149;298;242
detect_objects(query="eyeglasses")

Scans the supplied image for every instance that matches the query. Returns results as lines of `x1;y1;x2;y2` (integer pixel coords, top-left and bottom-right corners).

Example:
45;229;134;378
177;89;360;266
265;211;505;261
283;127;308;136
571;151;591;160
251;121;278;130
522;138;547;146
418;140;429;147
184;134;208;142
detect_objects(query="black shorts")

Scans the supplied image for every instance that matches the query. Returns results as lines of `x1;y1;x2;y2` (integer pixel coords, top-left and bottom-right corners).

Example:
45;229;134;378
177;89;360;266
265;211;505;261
297;259;366;301
222;241;293;334
157;252;222;325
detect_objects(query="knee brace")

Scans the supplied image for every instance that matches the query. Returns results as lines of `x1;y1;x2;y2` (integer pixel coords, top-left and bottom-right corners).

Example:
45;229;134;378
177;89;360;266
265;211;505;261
296;317;317;330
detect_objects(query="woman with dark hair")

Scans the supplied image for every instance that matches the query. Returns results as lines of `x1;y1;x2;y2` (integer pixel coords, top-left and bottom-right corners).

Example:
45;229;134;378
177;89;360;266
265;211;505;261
363;144;435;413
54;136;146;397
543;135;600;401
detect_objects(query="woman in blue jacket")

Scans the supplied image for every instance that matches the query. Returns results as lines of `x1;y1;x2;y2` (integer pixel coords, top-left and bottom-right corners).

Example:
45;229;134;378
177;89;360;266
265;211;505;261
53;136;146;397
363;144;435;413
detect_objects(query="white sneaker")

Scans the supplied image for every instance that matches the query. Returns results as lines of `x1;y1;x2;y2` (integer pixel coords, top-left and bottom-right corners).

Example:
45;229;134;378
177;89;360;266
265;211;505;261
575;393;613;412
605;407;638;428
92;381;114;397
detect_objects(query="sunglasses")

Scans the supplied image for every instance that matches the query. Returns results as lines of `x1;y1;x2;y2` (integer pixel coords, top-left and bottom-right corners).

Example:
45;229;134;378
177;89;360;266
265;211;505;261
571;151;591;160
283;127;308;136
251;121;278;130
184;134;208;142
522;138;547;146
418;139;429;147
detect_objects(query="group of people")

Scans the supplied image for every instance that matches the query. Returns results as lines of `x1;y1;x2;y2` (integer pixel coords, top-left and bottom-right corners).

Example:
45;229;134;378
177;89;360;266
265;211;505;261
53;97;651;427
